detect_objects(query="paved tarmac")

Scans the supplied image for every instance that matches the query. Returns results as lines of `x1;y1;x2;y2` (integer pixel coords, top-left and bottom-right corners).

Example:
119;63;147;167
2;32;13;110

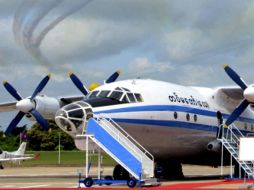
0;165;235;188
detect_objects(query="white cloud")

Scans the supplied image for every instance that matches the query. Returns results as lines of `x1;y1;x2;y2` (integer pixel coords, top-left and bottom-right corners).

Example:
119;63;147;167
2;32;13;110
128;57;173;78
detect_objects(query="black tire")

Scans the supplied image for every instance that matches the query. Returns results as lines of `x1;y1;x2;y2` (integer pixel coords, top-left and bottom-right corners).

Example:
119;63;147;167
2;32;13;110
127;178;137;188
113;164;130;180
154;162;184;180
104;175;113;185
84;177;93;187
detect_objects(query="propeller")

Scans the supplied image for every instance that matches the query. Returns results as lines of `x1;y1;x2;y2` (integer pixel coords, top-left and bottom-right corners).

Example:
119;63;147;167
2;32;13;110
3;75;50;134
69;70;121;95
223;65;254;126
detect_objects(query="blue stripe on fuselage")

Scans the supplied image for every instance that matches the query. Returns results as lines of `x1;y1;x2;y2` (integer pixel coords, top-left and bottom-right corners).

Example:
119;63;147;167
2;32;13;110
112;118;251;136
112;118;218;133
95;105;254;124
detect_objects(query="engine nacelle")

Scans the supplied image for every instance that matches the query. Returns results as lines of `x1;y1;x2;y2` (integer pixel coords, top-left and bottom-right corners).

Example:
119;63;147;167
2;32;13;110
33;95;60;120
207;140;221;152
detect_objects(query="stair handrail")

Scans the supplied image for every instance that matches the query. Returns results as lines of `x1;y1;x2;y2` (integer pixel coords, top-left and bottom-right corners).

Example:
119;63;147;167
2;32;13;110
94;117;143;163
225;123;244;144
222;123;254;178
95;113;154;162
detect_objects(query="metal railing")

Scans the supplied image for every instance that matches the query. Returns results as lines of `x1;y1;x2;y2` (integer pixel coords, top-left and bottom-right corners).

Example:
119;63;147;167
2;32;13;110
94;114;154;177
219;123;254;178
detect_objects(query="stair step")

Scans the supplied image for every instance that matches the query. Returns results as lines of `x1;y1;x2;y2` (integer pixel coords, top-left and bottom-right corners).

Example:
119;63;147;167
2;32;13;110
218;124;254;178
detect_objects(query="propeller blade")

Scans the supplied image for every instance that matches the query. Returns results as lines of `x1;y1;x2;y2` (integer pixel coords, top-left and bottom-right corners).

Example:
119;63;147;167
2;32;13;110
3;81;22;101
31;74;51;100
224;64;248;90
225;99;249;126
5;111;25;134
30;109;49;130
69;72;89;95
105;70;121;83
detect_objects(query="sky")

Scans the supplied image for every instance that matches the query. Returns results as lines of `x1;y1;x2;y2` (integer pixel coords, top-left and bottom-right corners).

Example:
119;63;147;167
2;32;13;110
0;0;254;130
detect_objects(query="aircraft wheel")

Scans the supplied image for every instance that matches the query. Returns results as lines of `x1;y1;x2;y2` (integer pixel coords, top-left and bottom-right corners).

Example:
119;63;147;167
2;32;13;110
0;165;4;170
84;177;93;187
127;178;137;188
113;164;130;180
104;175;113;185
154;162;184;179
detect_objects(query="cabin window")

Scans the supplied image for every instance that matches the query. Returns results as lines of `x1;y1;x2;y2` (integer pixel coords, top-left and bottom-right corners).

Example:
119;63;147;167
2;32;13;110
174;112;178;119
186;113;190;121
127;93;136;102
194;114;197;122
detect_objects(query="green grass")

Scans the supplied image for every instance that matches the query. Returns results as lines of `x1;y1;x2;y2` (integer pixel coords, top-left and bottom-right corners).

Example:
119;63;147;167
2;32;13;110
5;151;116;167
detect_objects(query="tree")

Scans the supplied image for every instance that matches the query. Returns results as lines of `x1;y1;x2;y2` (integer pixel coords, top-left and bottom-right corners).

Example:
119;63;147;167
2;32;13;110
27;121;75;151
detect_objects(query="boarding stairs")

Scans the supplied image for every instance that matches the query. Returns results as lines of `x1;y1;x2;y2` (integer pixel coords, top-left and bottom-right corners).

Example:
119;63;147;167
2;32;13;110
218;124;254;178
83;114;154;180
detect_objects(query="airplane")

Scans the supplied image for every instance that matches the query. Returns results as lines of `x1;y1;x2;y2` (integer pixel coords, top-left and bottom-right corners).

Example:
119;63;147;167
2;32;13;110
1;65;254;179
0;142;37;169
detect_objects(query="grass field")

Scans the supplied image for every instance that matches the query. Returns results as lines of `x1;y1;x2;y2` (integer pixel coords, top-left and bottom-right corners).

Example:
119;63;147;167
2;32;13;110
5;151;116;167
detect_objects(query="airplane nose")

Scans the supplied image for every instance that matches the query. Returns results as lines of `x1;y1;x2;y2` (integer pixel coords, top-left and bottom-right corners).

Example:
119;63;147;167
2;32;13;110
55;101;93;136
243;86;254;103
16;99;35;113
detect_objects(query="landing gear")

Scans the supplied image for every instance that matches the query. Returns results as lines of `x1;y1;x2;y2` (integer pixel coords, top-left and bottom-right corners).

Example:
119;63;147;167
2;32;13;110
113;164;130;180
154;162;184;179
0;164;4;170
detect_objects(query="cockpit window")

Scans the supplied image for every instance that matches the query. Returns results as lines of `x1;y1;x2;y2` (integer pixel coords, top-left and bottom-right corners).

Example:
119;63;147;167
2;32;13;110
122;87;130;92
134;93;143;102
68;109;84;119
98;90;110;98
127;93;136;102
121;95;129;103
85;87;143;104
109;91;123;101
64;104;79;110
89;91;99;98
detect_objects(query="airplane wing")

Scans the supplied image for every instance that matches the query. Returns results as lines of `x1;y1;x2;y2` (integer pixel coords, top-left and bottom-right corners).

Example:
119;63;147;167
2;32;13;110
0;101;17;112
0;156;34;162
0;95;85;113
59;95;85;104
